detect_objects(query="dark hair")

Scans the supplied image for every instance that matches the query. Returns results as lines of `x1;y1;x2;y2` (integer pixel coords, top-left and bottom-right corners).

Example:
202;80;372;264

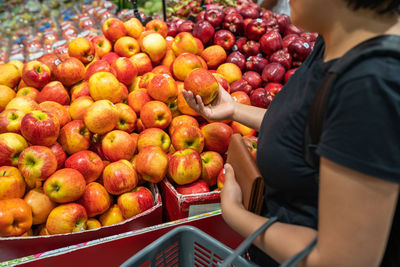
345;0;400;14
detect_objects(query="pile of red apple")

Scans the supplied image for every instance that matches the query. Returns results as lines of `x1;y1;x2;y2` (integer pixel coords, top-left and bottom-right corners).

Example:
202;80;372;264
0;2;316;237
167;2;317;108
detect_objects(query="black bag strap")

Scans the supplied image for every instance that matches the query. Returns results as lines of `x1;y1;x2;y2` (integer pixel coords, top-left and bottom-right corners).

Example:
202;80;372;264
304;35;400;172
219;216;279;267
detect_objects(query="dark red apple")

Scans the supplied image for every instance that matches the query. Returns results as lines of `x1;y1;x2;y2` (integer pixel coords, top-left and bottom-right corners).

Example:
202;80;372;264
178;20;195;33
196;10;206;22
213;30;235;51
242;40;260;56
245;56;269;73
242;71;262;89
284;68;298;83
282;34;299;48
222;13;244;35
265;82;283;96
284;24;304;36
204;9;225;28
246;19;266;41
235;37;247;53
193;20;215;44
250;88;273;109
260;31;283;57
288;37;312;61
262;62;286;83
166;21;178;37
275;14;291;34
269;49;292;70
239;7;259;19
226;51;246;71
260;9;274;20
230;79;253;95
224;7;238;15
263;18;279;33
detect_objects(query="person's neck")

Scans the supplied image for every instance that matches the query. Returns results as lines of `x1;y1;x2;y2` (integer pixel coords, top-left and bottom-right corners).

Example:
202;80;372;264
321;9;400;62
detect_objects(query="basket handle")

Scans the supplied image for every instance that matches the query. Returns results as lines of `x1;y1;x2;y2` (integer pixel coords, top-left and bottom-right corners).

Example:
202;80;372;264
219;216;279;267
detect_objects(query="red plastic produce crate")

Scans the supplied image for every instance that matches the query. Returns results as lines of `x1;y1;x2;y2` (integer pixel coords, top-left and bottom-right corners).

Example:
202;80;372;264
0;183;162;262
1;211;244;267
160;178;221;221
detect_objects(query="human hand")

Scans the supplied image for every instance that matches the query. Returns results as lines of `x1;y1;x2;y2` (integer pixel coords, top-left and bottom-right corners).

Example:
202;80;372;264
182;84;235;121
221;163;244;210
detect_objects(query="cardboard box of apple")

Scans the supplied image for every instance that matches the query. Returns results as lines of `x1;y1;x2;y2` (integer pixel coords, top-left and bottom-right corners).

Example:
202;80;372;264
0;13;263;244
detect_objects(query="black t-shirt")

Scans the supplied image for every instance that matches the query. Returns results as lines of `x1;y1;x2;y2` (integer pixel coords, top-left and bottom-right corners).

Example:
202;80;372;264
255;36;400;266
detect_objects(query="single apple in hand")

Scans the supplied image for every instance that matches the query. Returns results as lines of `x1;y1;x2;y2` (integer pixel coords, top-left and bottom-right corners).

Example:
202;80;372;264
184;68;219;105
118;186;153;219
46;203;87;234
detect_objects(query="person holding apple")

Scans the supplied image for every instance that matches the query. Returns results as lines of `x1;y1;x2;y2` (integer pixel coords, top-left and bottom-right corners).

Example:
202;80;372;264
182;0;400;266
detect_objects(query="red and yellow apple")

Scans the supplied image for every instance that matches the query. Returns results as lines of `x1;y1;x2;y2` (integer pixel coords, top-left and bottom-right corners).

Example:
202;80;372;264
217;63;242;84
201;122;233;154
68;37;95;64
84;100;119;134
118;186;153;219
168;148;202;185
39;101;71;128
0;63;21;89
69;96;94;121
49;142;67;170
127;89;152;115
0;166;25;200
176;179;210;194
129;53;152;75
78;182;111;217
200;45;227;70
70;81;90;101
87;218;102;230
140;101;172;129
36;81;70;105
147;74;177;103
111;57;138;85
146;19;168;38
172;53;203;81
172;32;198;56
5;96;39;114
99;204;124;226
58;120;91;155
169;115;199;136
89;72;122;103
124;17;143;39
102;18;127;42
184;68;219;105
114;36;140;58
102;130;137;162
0;198;32;236
137;128;171;152
43;168;86;203
200;151;224;186
103;159;138;195
46;203;87;234
0;109;25;134
16;87;39;100
136;145;168;183
54;57;86;87
0;133;28;166
0;85;16;112
171;125;204;153
91;36;112;58
115;103;137;133
139;32;167;63
24;188;57;225
231;121;257;136
20;110;60;146
22;61;51;89
64;150;104;183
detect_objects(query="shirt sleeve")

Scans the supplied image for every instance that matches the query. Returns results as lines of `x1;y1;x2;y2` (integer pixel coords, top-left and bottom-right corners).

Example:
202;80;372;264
316;73;400;182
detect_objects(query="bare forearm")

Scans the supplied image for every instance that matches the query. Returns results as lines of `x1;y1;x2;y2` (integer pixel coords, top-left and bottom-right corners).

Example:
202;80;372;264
222;204;318;266
230;102;266;131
